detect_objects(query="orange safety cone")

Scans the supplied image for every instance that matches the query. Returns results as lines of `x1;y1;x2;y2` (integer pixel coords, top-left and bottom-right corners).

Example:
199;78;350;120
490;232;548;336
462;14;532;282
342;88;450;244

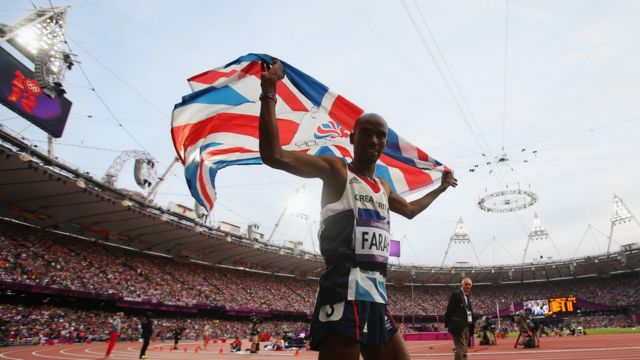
295;348;301;356
183;347;188;352
219;348;224;354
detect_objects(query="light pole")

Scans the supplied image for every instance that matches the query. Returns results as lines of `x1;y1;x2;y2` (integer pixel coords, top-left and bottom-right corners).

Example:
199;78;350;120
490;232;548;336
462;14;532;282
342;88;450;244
410;270;416;326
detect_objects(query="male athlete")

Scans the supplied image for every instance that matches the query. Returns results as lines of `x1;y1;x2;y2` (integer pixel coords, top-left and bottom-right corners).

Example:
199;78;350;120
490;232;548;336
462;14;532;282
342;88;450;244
259;59;457;359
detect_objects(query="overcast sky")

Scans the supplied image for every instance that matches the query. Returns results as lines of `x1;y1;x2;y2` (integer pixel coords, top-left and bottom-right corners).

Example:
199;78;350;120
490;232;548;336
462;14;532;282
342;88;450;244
1;0;639;266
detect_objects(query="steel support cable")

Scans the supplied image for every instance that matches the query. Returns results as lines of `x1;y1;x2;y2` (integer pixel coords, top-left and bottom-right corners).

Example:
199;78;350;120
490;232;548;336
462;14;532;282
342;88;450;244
344;1;479;153
502;0;510;152
77;0;215;58
67;38;169;123
511;1;640;148
402;0;492;158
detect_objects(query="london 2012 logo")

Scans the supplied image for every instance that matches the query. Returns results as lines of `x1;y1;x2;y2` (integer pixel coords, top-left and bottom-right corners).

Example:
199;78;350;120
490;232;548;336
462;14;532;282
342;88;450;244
8;70;42;114
313;120;350;140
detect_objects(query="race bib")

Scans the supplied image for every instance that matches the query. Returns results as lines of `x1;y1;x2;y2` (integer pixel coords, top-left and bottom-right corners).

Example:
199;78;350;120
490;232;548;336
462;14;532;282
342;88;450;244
354;216;390;264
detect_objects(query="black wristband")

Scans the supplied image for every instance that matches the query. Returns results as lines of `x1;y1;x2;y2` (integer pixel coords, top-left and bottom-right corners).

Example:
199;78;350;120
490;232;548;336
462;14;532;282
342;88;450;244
259;92;277;104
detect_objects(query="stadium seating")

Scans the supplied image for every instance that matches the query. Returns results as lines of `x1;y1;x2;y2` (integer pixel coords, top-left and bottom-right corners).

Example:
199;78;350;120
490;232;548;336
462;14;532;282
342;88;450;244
1;218;638;345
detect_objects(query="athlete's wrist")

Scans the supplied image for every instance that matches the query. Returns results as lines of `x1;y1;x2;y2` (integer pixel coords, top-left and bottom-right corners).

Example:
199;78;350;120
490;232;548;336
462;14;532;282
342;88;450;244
259;92;277;104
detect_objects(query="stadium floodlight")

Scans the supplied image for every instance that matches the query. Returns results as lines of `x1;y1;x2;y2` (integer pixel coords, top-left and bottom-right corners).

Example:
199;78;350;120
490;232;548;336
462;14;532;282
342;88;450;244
74;179;86;189
441;217;481;267
286;184;310;219
268;184;311;243
522;214;561;268
0;6;76;98
120;199;133;207
528;213;549;242
607;194;640;254
17;153;35;162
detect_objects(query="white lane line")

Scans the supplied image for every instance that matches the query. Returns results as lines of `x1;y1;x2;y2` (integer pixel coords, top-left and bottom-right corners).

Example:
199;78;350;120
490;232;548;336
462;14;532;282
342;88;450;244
59;348;102;358
32;348;89;360
0;349;27;360
409;345;640;356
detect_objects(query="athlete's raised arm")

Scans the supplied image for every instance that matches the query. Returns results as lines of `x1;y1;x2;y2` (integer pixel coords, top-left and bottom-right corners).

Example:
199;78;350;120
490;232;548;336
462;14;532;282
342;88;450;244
258;59;341;181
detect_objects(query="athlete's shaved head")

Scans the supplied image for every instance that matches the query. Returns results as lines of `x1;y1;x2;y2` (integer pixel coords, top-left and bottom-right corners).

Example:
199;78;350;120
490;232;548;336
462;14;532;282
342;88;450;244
354;113;388;132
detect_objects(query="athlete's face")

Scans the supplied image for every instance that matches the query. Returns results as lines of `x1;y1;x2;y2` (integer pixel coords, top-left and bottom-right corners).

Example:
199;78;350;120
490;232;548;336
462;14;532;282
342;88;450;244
350;114;388;164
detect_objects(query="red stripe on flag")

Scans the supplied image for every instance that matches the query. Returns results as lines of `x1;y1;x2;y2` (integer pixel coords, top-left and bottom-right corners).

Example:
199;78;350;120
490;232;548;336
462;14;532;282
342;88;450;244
276;81;308;112
188;69;238;86
197;158;214;209
239;61;262;77
333;145;353;159
172;113;300;157
380;154;433;190
416;148;429;162
202;146;256;158
328;95;364;129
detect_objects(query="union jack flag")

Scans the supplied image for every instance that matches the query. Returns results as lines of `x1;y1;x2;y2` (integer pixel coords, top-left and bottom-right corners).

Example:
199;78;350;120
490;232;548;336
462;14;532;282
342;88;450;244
172;54;449;212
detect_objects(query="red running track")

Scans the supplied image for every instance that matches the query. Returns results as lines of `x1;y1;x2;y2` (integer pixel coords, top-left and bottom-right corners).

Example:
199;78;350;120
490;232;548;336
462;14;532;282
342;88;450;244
1;334;639;359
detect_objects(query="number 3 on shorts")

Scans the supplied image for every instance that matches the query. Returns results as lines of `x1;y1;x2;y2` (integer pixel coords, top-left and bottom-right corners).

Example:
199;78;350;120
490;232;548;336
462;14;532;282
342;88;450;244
319;302;345;322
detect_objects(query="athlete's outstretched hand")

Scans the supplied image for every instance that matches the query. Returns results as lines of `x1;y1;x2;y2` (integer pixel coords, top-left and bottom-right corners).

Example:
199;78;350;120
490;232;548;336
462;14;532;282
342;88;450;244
439;171;458;190
261;59;284;93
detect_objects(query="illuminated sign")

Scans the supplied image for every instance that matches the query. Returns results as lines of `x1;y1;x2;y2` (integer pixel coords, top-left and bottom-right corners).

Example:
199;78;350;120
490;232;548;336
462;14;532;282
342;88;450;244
548;296;577;314
0;45;71;138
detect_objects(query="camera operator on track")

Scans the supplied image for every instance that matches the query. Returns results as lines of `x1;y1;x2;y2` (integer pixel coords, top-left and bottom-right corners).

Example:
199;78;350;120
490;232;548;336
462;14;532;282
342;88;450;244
250;317;262;353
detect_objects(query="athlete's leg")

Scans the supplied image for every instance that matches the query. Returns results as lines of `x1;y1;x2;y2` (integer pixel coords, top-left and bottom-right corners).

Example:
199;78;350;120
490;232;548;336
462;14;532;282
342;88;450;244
105;331;118;356
318;330;360;360
139;336;150;358
360;332;409;360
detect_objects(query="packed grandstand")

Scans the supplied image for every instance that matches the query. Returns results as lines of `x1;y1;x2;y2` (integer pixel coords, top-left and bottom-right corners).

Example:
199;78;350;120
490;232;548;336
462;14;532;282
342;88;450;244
1;129;639;346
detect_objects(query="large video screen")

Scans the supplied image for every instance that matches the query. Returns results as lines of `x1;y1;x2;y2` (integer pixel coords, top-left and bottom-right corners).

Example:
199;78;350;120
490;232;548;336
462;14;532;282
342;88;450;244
522;299;550;318
523;296;578;317
0;45;72;138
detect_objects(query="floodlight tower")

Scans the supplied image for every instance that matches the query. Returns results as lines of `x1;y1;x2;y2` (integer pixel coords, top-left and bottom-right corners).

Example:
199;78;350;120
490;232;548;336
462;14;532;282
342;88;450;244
441;217;481;267
0;6;76;98
607;194;640;254
267;184;317;252
522;213;561;264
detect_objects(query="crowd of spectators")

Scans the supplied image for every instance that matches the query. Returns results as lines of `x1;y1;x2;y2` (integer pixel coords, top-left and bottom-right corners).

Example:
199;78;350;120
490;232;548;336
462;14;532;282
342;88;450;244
387;274;640;317
1;218;639;320
2;301;633;347
0;219;314;312
0;303;307;346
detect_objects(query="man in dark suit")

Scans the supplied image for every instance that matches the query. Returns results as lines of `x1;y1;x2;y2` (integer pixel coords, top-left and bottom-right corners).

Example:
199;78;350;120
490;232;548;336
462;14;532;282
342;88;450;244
445;278;474;360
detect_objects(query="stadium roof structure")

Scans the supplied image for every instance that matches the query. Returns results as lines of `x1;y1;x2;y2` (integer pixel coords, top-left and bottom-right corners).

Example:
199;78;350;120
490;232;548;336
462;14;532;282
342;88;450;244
1;128;639;285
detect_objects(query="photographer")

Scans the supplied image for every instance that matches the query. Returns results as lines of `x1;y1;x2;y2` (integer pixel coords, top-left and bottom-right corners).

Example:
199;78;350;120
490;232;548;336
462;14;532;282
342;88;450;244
172;324;185;350
0;318;8;347
250;317;261;353
477;316;497;345
230;336;242;352
512;310;536;348
139;313;153;359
